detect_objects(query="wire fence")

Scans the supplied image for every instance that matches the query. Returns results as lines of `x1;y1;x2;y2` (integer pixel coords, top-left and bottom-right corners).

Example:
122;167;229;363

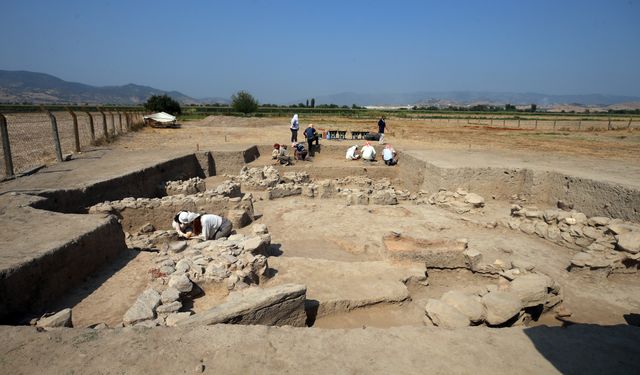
0;110;146;178
0;110;636;179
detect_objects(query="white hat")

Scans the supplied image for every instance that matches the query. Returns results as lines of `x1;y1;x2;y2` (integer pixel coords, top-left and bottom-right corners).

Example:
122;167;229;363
178;211;199;224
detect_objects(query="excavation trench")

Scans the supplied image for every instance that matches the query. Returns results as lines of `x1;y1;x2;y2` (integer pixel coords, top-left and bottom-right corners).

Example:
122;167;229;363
1;145;639;330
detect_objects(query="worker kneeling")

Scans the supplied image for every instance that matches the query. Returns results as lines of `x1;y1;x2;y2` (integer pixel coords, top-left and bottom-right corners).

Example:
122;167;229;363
383;144;399;166
361;142;377;161
346;145;361;160
172;211;233;240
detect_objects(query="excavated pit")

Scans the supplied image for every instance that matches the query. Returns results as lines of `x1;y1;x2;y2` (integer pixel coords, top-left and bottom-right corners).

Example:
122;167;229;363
1;144;639;331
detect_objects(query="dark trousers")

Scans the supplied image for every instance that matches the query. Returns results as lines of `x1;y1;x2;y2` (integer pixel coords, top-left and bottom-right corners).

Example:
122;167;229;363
306;136;318;155
291;129;298;142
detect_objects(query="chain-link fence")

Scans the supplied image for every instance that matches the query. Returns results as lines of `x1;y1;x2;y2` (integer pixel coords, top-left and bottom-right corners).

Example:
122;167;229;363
0;110;145;178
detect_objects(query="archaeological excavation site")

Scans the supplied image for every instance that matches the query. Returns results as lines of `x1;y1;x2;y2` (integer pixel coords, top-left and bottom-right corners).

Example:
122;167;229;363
1;122;639;374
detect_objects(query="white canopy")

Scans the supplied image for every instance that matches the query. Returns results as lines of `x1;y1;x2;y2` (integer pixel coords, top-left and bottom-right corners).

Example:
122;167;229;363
143;112;176;123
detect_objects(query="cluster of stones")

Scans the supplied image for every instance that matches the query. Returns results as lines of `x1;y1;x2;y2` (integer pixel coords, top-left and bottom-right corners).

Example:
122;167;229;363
504;205;640;275
228;166;414;206
122;224;272;327
230;166;282;189
89;181;253;232
416;188;486;214
163;177;206;196
425;271;562;329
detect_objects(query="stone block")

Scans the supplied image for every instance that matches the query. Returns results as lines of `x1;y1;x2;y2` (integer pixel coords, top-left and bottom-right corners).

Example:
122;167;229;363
36;308;73;328
178;284;307;327
425;299;471;328
481;291;523;326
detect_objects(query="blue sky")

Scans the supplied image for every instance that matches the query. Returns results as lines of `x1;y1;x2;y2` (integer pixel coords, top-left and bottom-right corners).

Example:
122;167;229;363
2;0;639;102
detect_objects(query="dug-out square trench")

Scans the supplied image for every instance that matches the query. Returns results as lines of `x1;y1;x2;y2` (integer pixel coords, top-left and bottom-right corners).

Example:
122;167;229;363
1;143;639;332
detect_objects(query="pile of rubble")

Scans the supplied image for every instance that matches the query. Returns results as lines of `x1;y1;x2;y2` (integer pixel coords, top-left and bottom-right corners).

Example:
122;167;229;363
122;224;272;327
89;181;253;233
230;166;282;189
163;177;206;196
505;205;640;275
416;188;485;214
425;271;562;328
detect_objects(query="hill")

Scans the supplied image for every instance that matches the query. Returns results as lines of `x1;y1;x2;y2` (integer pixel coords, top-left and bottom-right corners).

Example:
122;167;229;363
311;91;640;108
0;70;226;105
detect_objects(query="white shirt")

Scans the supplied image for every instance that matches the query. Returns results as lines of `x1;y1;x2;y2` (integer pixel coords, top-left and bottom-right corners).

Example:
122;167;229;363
200;214;223;240
383;148;395;161
346;146;359;160
361;145;376;160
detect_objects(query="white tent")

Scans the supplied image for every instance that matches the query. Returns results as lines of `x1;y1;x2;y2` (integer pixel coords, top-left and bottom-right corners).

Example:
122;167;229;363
143;112;176;124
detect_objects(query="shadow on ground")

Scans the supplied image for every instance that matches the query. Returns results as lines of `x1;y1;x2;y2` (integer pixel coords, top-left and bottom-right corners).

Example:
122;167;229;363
524;322;640;374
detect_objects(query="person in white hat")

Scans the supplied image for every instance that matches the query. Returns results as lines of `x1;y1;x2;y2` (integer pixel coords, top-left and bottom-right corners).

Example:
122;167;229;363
346;145;361;160
172;211;233;240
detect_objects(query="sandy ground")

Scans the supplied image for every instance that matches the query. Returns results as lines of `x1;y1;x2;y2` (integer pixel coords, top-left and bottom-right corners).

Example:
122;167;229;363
1;114;640;373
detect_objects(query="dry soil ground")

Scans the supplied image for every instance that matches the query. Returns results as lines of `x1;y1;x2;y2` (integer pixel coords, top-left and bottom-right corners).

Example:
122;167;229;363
1;115;640;374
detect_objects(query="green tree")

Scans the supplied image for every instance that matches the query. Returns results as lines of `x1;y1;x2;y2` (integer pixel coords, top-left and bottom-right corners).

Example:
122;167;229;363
306;99;309;107
310;98;315;108
530;104;537;112
144;94;182;115
231;91;259;114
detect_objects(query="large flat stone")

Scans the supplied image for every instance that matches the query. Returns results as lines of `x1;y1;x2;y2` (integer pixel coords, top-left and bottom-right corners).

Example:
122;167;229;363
179;284;307;327
266;257;424;318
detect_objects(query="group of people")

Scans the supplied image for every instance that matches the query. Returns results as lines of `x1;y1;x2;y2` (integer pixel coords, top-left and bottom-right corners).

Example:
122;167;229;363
291;114;320;152
277;114;396;165
271;114;320;165
346;142;398;165
272;141;308;165
172;211;233;241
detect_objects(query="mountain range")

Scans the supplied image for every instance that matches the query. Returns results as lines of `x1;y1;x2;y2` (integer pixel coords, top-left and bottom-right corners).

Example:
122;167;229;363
0;70;228;105
310;91;640;108
1;70;638;109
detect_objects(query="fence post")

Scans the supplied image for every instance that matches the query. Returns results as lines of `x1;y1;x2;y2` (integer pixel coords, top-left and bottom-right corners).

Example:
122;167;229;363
518;119;520;128
42;108;63;162
67;108;81;152
0;113;15;178
608;117;612;130
553;120;556;130
578;120;581;130
84;111;96;144
628;118;633;129
535;120;538;129
118;112;123;133
109;112;116;136
98;109;109;142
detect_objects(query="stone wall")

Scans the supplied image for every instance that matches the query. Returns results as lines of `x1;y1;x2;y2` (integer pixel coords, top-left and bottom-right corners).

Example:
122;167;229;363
89;182;254;233
402;152;640;222
504;205;639;275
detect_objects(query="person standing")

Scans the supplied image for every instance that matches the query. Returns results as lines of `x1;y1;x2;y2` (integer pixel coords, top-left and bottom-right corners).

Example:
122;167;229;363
304;124;319;156
377;116;388;144
290;114;299;142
